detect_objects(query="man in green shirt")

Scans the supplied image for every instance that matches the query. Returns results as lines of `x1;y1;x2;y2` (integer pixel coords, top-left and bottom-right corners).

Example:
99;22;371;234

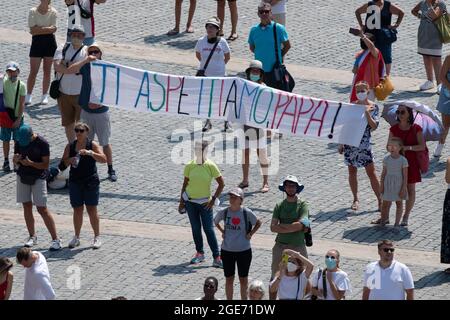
269;175;310;299
1;62;26;172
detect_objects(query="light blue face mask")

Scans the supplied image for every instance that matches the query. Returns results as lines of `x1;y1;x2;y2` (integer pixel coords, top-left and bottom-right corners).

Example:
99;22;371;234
325;257;337;270
249;74;260;82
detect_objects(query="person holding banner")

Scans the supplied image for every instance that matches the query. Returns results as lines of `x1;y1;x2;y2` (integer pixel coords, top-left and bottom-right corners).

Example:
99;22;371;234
1;62;26;173
239;60;270;193
179;141;225;268
195;16;231;132
350;31;385;102
387;104;425;226
339;81;382;212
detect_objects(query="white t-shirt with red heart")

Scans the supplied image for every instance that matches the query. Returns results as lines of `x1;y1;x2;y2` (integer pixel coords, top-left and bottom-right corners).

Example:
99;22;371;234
214;207;258;252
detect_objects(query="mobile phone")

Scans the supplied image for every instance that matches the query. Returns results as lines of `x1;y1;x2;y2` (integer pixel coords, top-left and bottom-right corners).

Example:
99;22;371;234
282;254;289;264
349;27;360;36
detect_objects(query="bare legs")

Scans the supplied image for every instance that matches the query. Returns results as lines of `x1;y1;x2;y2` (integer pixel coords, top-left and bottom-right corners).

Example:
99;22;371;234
440;115;450;145
347;163;381;210
386;63;391;77
225;276;248;300
422;55;442;84
73;205;100;238
168;0;197;34
103;144;113;166
42;57;53;95
217;0;238;39
240;148;269;191
380;201;403;225
402;183;416;223
27;57;42;97
65;123;76;144
23;202;58;240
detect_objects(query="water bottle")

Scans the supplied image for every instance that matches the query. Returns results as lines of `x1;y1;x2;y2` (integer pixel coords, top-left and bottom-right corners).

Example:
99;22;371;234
72;153;80;168
305;228;313;247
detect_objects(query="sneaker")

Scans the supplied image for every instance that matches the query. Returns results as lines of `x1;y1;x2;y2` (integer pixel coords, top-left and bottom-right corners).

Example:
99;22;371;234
68;236;80;248
3;160;11;173
24;236;37;247
202;120;212;132
434;143;444;157
41;94;49;105
92;237;102;249
108;170;117;182
190;252;205;264
25;94;32;105
419;80;435;91
49;239;62;251
212;256;223;268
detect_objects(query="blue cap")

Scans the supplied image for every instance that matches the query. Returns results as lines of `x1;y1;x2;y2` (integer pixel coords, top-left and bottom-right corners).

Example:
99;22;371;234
17;124;33;147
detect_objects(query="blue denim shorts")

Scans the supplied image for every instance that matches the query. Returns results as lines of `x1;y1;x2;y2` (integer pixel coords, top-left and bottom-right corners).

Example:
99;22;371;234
69;180;99;207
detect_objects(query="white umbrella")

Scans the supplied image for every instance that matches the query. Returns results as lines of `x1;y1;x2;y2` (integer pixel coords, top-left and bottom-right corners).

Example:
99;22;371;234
382;100;444;142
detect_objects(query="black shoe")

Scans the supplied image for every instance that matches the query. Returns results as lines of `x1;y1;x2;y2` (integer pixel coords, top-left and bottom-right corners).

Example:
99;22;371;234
2;160;10;173
223;121;232;132
108;170;117;182
202;120;212;132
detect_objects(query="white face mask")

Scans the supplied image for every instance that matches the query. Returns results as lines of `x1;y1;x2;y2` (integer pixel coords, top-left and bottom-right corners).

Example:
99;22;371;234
356;91;368;101
287;262;298;273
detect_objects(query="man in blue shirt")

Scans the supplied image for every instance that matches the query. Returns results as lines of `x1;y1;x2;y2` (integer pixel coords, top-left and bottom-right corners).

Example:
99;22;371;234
248;2;291;89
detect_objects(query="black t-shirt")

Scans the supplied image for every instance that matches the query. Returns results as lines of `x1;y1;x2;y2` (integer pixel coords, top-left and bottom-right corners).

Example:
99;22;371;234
14;135;50;179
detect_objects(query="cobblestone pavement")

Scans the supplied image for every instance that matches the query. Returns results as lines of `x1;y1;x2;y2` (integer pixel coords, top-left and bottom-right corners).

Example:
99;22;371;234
1;223;449;300
2;0;450;79
0;0;449;300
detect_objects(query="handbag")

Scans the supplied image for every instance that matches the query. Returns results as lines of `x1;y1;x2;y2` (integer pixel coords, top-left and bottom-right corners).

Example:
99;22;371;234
269;23;295;92
50;44;84;99
0;80;20;128
374;76;394;101
378;28;398;44
196;39;220;77
434;13;450;44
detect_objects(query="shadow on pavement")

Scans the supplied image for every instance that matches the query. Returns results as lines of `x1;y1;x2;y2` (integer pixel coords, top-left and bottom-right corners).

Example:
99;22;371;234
312;208;376;223
152;263;211;276
26;104;60;120
342;225;412;243
43;246;92;261
415;270;450;289
0;245;24;258
388;90;437;101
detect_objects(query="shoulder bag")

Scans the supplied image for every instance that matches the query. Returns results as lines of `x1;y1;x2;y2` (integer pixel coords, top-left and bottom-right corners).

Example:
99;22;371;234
50;44;84;99
269;23;295;92
434;10;450;43
369;54;394;101
196;39;220;77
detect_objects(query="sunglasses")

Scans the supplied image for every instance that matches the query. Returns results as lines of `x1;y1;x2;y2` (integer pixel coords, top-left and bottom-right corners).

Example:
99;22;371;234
88;50;100;55
259;10;270;14
71;34;85;39
395;110;406;115
74;128;85;133
325;255;336;260
204;284;215;289
383;248;395;253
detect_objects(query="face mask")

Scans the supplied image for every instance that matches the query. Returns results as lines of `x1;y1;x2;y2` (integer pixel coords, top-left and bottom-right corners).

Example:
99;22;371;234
287;262;298;273
325;257;337;270
9;76;17;82
250;74;260;82
71;37;83;46
356;91;368;101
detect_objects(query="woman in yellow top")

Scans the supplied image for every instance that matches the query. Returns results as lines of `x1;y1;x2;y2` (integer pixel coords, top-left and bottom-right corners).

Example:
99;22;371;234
179;141;225;267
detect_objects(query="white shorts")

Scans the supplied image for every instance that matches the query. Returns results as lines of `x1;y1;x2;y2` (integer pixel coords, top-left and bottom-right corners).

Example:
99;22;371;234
16;176;47;207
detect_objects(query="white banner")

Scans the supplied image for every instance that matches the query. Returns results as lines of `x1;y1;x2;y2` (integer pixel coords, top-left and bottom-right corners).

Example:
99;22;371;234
89;61;368;147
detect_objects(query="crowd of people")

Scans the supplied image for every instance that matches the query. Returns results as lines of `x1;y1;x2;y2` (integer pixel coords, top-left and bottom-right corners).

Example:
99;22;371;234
0;0;449;300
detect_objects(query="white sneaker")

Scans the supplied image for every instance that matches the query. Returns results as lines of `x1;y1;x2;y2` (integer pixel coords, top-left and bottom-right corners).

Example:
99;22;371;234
49;239;62;251
25;94;32;105
92;237;102;249
24;236;37;247
68;236;80;248
41;94;49;105
434;143;444;157
419;80;435;91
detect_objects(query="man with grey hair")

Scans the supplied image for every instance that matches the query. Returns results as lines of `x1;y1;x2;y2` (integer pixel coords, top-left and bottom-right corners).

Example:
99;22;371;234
248;2;291;89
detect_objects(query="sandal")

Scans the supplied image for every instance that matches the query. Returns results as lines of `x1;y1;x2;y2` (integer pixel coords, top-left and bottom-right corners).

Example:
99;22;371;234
371;218;390;225
260;184;269;193
238;182;249;189
351;200;359;211
227;33;239;41
167;28;180;36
